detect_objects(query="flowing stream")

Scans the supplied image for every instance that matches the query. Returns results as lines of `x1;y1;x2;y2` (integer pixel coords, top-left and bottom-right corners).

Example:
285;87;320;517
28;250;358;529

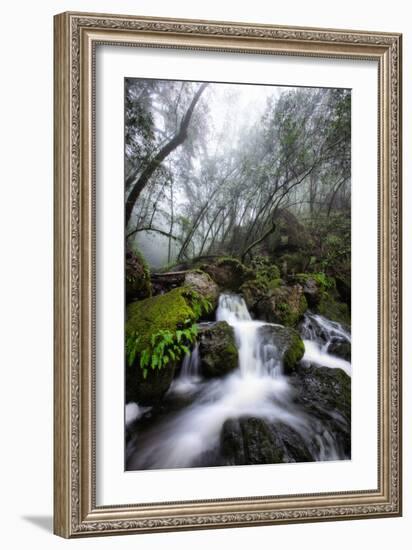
126;294;351;470
300;312;351;377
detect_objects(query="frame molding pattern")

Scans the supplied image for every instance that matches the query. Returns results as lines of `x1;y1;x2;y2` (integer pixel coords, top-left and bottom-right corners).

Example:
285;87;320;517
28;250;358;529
53;11;402;538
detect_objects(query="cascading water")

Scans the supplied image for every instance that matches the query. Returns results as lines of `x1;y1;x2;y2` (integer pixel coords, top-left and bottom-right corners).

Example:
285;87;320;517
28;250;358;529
216;294;281;378
300;312;352;377
169;343;201;394
126;294;351;470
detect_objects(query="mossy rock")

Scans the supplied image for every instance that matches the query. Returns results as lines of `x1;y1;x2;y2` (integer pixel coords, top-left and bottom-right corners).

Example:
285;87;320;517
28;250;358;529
199;321;238;378
316;291;350;326
126;359;176;406
184;270;219;309
256;284;308;327
126;287;198;350
125;246;152;303
278;252;308;276
251;257;281;281
258;324;305;375
240;261;283;313
200;257;253;291
126;287;204;405
294;272;336;291
240;278;268;312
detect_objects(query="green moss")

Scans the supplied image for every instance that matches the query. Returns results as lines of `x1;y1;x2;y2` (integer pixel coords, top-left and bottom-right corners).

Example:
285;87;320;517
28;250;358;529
267;278;282;290
126;287;210;404
295;272;335;291
317;291;350;325
278;252;307;274
283;330;305;374
126;287;200;353
299;294;308;315
200;256;253;291
125;246;152;302
272;291;308;327
199;321;239;378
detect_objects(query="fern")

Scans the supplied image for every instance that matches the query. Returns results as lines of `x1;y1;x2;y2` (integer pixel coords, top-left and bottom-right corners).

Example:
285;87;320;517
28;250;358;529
125;331;140;367
126;321;199;379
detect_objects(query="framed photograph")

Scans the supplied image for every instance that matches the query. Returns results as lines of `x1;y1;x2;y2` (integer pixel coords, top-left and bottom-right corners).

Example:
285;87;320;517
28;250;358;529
53;12;402;538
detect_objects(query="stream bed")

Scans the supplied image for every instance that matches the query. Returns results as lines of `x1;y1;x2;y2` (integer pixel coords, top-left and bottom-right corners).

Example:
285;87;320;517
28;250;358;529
126;293;351;470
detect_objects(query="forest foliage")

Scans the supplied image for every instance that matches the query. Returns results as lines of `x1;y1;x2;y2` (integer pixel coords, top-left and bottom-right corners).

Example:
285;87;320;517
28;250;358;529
125;78;351;282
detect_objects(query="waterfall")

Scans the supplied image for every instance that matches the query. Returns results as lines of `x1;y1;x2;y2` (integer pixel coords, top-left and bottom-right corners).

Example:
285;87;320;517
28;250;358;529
300;313;352;377
216;293;252;322
180;343;200;379
216;294;281;378
126;294;351;470
169;343;201;395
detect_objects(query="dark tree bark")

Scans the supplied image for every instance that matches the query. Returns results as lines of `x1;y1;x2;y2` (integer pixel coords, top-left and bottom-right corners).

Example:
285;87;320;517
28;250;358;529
241;221;277;263
126;226;179;241
125;83;208;227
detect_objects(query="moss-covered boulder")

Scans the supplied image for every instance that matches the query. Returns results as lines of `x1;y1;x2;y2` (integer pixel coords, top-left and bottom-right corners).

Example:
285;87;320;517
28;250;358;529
278;252;309;276
151;269;219;309
316;292;350;326
125;287;204;405
293;275;321;307
256;284;308;327
200;257;253;292
198;321;238;378
184;270;219;309
126;360;176;406
125;246;152;303
240;278;268;312
258;324;305;375
240;259;282;313
126;288;197;349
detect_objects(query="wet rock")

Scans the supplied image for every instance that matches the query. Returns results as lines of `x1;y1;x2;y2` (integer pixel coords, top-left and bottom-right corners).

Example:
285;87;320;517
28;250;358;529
126;360;176;406
199;321;239;378
291;365;351;457
125;287;204;405
316;292;350;326
125;245;152;303
200;257;253;292
184;270;219;308
220;417;284;465
220;418;246;465
271;422;313;462
335;275;351;308
240;278;269;312
258;325;305;375
256;284;308;327
220;417;313;465
328;340;351;362
301;277;322;307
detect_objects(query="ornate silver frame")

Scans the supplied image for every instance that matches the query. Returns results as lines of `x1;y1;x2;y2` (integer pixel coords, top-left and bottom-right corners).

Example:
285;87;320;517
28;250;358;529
53;11;402;538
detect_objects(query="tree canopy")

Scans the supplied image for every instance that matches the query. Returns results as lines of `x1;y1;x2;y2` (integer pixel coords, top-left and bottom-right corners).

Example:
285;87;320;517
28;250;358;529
125;79;351;277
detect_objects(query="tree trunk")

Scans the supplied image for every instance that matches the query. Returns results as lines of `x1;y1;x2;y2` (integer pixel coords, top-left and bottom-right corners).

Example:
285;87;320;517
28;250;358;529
125;82;208;227
241;221;277;263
